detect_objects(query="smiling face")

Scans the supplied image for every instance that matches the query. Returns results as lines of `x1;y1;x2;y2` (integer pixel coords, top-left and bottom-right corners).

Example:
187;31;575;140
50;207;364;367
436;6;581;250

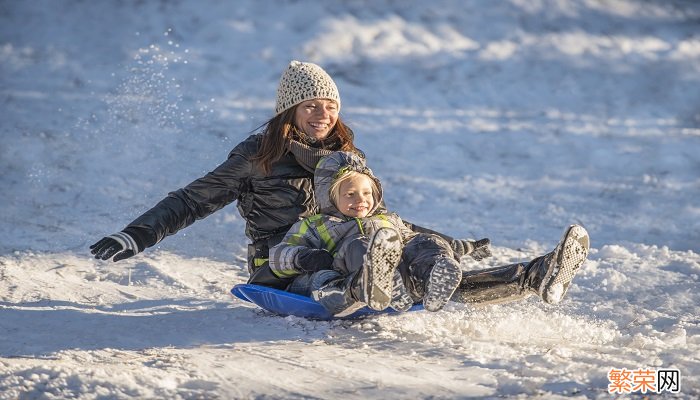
333;173;376;218
294;98;339;140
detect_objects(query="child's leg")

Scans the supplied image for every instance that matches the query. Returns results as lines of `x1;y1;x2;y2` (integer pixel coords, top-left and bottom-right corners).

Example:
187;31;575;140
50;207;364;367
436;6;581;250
390;269;414;312
338;234;412;312
332;234;368;275
309;270;364;316
359;228;403;310
311;237;369;317
286;272;315;297
313;228;403;315
401;234;462;312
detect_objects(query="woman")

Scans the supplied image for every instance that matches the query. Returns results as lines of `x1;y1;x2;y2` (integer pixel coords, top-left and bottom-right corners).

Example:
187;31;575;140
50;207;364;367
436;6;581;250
91;60;360;289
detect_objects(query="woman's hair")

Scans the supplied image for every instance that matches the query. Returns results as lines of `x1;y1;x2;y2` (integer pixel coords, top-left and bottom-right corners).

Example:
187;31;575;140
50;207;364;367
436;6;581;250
329;171;380;211
253;105;358;175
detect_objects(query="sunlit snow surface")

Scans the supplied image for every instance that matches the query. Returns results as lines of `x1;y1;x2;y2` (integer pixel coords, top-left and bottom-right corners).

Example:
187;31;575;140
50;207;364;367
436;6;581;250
1;0;698;398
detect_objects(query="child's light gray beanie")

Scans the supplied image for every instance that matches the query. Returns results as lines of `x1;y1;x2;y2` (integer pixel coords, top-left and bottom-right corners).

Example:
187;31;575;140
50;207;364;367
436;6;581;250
275;60;341;115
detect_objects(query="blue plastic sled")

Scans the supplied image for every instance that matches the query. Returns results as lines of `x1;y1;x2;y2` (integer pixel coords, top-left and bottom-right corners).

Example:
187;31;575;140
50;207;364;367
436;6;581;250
231;283;423;320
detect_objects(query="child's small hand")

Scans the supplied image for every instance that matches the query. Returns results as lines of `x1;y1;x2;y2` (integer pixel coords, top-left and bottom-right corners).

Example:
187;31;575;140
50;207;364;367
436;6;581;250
296;249;334;272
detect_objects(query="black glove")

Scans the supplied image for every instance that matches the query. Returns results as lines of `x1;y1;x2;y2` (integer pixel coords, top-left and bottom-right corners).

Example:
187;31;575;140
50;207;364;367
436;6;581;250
296;248;334;273
90;231;142;262
451;238;492;261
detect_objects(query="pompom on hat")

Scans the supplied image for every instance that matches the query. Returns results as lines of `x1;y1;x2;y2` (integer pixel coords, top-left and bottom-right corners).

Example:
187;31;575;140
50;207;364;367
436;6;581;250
275;60;341;115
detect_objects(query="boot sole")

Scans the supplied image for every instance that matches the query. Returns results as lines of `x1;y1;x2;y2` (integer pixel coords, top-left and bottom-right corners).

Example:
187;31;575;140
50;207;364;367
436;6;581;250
334;301;367;318
390;269;414;312
541;225;590;304
423;257;463;312
364;228;403;311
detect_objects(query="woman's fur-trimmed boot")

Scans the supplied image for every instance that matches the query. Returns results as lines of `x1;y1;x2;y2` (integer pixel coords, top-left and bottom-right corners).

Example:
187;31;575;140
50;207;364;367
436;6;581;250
453;225;590;305
525;224;589;304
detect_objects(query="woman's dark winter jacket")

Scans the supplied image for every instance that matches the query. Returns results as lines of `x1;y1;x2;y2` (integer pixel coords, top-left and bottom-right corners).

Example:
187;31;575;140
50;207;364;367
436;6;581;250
123;134;318;271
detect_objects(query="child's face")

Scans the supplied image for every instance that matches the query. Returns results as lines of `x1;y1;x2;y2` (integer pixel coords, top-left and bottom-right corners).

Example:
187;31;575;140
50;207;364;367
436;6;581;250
336;174;374;218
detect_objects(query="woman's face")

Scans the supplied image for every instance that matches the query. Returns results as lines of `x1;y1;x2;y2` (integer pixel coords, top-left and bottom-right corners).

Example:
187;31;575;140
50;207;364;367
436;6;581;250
336;174;374;218
294;98;339;140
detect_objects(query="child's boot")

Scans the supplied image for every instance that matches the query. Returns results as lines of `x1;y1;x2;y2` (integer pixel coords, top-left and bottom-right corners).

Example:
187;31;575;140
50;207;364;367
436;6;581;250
423;256;463;312
350;227;403;311
390;269;414;312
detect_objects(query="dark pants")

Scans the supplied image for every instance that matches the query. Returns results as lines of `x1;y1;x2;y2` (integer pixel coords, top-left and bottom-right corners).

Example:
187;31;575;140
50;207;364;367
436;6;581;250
304;232;455;312
399;233;454;301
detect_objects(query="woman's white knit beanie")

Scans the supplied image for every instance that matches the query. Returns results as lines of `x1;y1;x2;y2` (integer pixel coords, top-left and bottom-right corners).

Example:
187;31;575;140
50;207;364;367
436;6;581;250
275;60;341;115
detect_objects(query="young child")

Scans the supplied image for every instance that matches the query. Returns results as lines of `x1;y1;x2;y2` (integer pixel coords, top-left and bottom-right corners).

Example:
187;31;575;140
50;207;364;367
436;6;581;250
269;151;478;316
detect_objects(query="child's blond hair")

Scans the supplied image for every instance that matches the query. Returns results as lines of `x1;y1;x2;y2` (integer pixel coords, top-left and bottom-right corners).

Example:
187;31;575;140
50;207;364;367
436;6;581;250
329;171;380;211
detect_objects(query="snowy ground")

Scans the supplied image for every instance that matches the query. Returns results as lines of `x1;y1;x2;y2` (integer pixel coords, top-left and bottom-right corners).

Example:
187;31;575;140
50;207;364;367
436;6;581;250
1;0;699;398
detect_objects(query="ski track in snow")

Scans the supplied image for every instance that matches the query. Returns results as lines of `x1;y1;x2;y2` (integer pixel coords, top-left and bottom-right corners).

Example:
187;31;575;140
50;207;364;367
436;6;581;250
1;0;699;398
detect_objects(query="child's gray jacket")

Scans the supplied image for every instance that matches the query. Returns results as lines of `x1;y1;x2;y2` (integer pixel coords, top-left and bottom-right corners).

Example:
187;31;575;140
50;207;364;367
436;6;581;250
269;152;416;278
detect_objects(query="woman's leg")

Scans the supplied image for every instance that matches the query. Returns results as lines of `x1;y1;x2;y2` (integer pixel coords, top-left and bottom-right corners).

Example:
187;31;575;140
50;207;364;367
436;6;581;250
452;225;590;305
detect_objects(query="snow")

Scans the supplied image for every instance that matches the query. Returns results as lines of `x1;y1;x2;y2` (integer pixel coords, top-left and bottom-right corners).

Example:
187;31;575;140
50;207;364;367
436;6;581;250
1;0;699;398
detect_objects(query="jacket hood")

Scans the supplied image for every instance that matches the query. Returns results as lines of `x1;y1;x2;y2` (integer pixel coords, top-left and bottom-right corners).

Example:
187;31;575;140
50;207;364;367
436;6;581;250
314;152;384;218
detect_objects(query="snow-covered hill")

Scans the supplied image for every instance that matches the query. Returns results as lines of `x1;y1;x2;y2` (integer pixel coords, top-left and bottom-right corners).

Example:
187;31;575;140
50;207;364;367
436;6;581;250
1;0;698;398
